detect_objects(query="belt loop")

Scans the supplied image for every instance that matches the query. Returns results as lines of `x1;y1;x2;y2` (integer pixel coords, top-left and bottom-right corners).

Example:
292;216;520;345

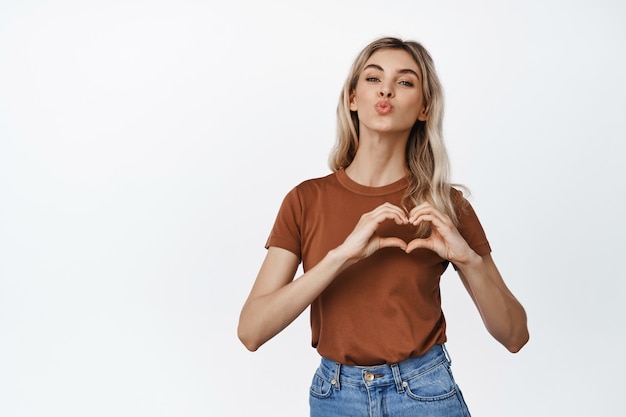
442;344;452;365
390;363;405;393
332;361;341;390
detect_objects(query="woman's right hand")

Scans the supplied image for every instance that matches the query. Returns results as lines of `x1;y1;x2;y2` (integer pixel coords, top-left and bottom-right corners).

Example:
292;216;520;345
238;202;410;352
336;202;409;264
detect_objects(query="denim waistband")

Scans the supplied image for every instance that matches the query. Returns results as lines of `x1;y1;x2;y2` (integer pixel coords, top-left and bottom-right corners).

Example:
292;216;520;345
319;344;451;392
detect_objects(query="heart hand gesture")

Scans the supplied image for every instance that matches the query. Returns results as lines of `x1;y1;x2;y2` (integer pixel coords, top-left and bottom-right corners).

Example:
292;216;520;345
337;202;409;264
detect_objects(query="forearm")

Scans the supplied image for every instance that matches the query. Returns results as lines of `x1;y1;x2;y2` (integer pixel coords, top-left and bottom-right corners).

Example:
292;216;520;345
239;202;416;352
456;254;529;352
238;248;350;352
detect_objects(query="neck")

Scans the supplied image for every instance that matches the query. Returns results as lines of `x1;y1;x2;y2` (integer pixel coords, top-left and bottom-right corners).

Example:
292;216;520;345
345;131;408;187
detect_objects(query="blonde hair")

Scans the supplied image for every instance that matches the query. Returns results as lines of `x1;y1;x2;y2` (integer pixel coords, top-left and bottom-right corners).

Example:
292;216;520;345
329;37;459;236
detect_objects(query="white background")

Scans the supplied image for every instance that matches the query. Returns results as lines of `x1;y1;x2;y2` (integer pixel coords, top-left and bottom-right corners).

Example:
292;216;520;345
1;0;625;416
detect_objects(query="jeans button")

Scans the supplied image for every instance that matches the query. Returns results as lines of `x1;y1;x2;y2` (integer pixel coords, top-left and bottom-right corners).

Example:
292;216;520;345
365;372;374;382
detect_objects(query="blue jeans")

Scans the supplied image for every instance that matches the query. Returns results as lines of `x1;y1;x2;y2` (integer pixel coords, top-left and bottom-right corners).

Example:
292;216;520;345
309;344;471;417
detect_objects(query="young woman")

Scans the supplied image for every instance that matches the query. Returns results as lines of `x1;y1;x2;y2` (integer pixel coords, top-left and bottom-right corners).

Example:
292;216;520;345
238;36;529;417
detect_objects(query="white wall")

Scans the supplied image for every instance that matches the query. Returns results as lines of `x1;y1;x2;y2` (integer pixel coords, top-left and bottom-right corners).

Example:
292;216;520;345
1;0;624;415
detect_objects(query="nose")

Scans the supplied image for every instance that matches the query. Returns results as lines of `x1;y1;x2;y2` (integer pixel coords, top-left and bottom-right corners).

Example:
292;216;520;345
378;86;393;98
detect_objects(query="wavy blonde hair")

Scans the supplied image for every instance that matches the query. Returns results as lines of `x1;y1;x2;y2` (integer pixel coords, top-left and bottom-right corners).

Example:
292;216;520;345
329;37;459;236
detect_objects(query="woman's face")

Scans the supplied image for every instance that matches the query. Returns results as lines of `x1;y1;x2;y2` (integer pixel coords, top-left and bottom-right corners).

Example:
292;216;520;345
350;48;427;139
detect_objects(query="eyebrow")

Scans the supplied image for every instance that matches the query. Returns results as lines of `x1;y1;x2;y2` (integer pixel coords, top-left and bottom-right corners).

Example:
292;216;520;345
363;64;420;80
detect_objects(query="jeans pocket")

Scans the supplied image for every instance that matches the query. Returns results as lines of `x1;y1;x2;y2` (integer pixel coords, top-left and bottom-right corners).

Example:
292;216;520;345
404;361;458;402
309;367;334;399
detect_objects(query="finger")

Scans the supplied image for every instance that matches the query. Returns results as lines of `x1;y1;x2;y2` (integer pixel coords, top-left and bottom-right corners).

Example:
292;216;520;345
349;209;409;247
408;202;435;216
405;237;433;254
408;204;427;220
376;202;409;219
409;203;445;218
409;214;446;229
368;205;409;225
378;236;408;251
409;210;450;228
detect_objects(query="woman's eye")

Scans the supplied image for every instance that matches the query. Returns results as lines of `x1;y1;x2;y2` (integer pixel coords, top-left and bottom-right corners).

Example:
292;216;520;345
365;77;380;83
399;80;414;87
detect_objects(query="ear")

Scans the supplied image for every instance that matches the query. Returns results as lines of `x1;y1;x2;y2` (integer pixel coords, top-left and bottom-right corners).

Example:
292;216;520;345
349;93;357;111
417;106;428;121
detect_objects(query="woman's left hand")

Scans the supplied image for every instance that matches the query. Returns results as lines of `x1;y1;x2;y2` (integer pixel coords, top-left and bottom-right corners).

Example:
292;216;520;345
405;202;478;265
408;203;529;353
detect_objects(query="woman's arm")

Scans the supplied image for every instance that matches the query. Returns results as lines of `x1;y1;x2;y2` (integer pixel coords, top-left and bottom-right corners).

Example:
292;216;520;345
407;203;529;353
454;253;529;352
238;203;410;352
237;246;348;352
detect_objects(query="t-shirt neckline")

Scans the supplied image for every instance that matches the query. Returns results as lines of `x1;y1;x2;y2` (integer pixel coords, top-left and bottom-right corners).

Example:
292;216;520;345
335;169;408;196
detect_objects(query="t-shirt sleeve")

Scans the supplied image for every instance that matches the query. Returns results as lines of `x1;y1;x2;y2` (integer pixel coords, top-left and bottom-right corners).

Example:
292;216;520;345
265;186;303;260
453;189;492;256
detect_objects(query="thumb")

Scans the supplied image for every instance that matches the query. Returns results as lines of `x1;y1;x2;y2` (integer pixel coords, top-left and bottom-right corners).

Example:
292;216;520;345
405;237;432;254
378;236;408;251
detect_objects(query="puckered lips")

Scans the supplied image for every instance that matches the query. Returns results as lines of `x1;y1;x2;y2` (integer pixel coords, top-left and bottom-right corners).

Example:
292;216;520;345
374;100;393;115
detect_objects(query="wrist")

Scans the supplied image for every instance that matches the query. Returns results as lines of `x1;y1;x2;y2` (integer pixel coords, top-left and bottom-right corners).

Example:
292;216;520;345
453;250;483;272
327;246;359;271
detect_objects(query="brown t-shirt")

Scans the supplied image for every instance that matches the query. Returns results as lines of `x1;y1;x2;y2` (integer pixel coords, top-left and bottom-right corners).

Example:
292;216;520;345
266;169;491;365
